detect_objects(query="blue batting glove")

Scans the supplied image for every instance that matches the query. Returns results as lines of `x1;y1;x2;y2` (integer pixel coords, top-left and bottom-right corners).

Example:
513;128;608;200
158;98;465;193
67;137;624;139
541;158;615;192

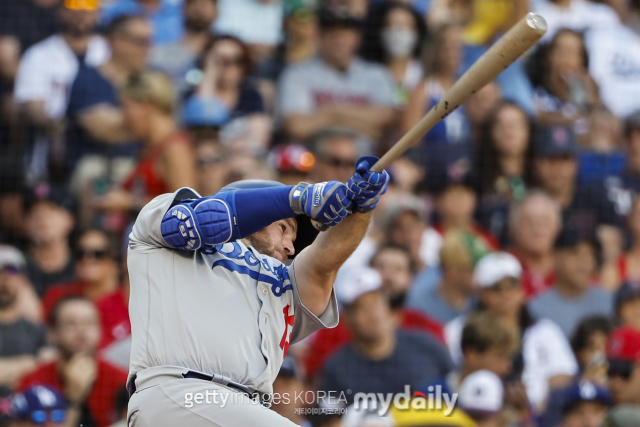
347;156;390;213
289;181;353;226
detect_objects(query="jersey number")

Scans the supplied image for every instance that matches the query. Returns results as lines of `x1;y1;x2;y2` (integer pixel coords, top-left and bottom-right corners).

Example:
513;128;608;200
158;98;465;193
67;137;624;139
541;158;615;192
279;305;295;359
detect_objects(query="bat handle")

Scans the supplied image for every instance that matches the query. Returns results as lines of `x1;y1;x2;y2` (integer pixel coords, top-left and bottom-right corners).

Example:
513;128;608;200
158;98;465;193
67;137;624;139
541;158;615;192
311;219;329;232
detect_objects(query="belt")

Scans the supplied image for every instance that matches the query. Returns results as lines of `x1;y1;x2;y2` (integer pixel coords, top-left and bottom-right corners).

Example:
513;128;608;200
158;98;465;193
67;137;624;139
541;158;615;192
127;366;264;404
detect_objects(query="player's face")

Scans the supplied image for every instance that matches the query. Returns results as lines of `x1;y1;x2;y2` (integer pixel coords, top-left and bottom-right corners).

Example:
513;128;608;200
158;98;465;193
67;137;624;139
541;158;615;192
243;219;297;263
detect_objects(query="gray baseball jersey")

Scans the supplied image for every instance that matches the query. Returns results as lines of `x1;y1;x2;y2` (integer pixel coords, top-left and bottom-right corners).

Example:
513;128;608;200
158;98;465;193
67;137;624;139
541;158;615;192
127;188;339;394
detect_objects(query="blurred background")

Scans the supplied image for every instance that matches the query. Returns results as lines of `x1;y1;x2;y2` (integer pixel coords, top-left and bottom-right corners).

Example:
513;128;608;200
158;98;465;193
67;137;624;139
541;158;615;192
1;0;640;426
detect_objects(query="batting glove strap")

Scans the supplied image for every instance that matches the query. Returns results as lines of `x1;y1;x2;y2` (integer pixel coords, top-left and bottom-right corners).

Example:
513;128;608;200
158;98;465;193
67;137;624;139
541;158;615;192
298;181;353;226
161;204;203;251
289;182;311;215
347;156;390;213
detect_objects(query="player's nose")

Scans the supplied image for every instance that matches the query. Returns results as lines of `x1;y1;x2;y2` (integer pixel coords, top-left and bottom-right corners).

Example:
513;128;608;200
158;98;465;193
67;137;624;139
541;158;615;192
283;239;295;257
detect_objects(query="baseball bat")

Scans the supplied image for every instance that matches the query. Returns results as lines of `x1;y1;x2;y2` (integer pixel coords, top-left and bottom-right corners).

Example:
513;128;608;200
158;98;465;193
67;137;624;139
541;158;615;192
369;12;547;173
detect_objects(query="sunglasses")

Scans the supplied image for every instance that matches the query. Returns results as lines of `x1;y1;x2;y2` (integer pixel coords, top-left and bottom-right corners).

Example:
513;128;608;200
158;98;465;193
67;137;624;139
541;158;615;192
488;277;521;292
30;409;66;424
196;155;227;169
319;155;356;169
76;249;109;261
215;56;244;68
607;360;634;380
120;33;152;48
0;265;20;275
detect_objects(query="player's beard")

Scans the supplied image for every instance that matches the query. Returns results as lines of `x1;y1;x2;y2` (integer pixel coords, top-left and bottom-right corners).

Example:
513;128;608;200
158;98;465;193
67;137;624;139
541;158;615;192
243;233;287;263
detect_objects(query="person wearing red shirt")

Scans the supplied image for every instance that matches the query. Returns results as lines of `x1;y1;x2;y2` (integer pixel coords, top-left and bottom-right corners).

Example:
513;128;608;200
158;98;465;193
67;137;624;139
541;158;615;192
508;191;561;299
303;246;445;380
41;229;129;350
18;296;128;427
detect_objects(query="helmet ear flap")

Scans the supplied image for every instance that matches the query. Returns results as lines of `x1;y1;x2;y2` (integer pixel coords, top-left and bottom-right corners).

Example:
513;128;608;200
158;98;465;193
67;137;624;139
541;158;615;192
293;215;320;259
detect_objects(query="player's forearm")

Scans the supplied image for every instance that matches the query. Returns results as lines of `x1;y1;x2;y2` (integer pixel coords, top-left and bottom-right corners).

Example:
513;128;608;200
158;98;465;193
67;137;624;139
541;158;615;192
294;212;372;316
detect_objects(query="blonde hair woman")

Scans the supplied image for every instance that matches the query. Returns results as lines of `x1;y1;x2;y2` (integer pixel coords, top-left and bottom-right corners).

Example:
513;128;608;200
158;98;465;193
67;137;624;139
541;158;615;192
95;72;196;212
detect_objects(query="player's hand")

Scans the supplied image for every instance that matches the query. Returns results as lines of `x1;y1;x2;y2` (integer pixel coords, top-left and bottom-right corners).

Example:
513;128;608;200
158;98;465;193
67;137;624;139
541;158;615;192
347;156;390;213
289;181;352;226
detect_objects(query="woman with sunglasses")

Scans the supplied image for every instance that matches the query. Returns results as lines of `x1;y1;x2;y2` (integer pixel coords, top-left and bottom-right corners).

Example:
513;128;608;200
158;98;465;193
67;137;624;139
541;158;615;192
186;35;272;154
41;229;130;351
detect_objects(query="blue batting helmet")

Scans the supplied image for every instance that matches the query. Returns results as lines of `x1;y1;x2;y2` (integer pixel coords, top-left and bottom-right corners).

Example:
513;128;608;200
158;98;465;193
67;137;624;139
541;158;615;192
217;179;319;257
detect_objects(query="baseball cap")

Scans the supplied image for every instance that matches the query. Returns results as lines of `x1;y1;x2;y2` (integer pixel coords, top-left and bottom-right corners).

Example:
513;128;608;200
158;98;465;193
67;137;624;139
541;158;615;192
535;125;577;158
336;267;382;306
182;96;230;129
474;252;522;288
0;245;26;271
284;0;317;17
64;0;100;11
12;385;67;423
561;381;611;414
318;8;362;30
268;144;315;174
458;370;504;417
278;356;300;379
606;326;640;363
602;404;640;427
615;282;640;313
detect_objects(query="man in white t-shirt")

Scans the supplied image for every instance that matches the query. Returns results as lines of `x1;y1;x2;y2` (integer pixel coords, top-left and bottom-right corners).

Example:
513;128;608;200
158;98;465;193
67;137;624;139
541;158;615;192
534;0;621;42
13;0;110;184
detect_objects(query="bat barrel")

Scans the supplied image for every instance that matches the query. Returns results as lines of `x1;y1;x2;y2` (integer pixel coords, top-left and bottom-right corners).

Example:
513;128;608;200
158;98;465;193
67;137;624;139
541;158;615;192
370;12;547;173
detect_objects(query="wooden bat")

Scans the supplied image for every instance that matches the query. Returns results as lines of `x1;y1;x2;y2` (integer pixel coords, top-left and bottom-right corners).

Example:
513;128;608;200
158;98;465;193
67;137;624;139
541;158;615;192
370;12;547;173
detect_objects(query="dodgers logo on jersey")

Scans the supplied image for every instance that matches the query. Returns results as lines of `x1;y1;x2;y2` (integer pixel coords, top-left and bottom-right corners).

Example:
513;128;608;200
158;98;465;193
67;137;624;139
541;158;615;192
211;242;293;297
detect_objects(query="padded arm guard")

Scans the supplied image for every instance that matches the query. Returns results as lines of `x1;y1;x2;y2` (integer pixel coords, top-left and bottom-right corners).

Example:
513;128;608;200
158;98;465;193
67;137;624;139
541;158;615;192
160;185;298;251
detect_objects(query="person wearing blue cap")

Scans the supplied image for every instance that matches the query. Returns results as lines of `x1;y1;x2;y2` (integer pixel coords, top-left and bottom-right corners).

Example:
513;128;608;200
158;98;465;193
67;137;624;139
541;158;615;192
12;385;68;427
560;381;611;427
533;124;623;264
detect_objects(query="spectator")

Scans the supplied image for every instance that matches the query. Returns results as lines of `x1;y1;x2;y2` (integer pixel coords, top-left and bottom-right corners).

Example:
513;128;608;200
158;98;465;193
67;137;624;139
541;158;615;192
586;23;640;119
65;14;152;180
257;1;319;84
458;370;505;427
24;196;75;297
214;0;285;62
306;129;359;184
188;35;271;154
533;125;623;263
509;191;562;299
94;72;195;213
13;0;109;184
533;0;621;42
0;247;49;388
602;197;640;290
18;296;128;427
541;316;612;427
614;282;640;331
149;0;217;103
360;2;427;108
529;29;600;134
11;385;69;427
101;0;183;46
421;312;516;397
606;112;640;219
271;357;308;427
529;227;614;338
383;207;430;271
606;326;640;406
475;102;534;246
319;266;454;405
445;252;578;411
464;81;502;143
278;9;396;142
406;230;488;323
194;137;231;196
303;254;445;380
403;24;469;146
558;381;611;427
41;229;130;351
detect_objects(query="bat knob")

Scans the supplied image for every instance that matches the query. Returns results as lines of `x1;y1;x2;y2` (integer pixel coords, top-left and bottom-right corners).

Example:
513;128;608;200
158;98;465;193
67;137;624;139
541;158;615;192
526;13;547;35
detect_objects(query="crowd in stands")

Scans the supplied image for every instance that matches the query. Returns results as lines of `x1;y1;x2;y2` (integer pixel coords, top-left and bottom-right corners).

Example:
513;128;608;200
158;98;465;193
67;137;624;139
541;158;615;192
2;0;640;426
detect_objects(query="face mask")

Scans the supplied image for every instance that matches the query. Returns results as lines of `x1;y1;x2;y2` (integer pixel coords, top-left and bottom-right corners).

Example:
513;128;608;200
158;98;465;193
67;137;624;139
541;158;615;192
382;27;418;59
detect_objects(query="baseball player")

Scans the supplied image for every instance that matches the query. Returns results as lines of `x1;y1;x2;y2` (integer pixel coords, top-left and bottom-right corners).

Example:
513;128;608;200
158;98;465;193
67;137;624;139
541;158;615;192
126;156;390;426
